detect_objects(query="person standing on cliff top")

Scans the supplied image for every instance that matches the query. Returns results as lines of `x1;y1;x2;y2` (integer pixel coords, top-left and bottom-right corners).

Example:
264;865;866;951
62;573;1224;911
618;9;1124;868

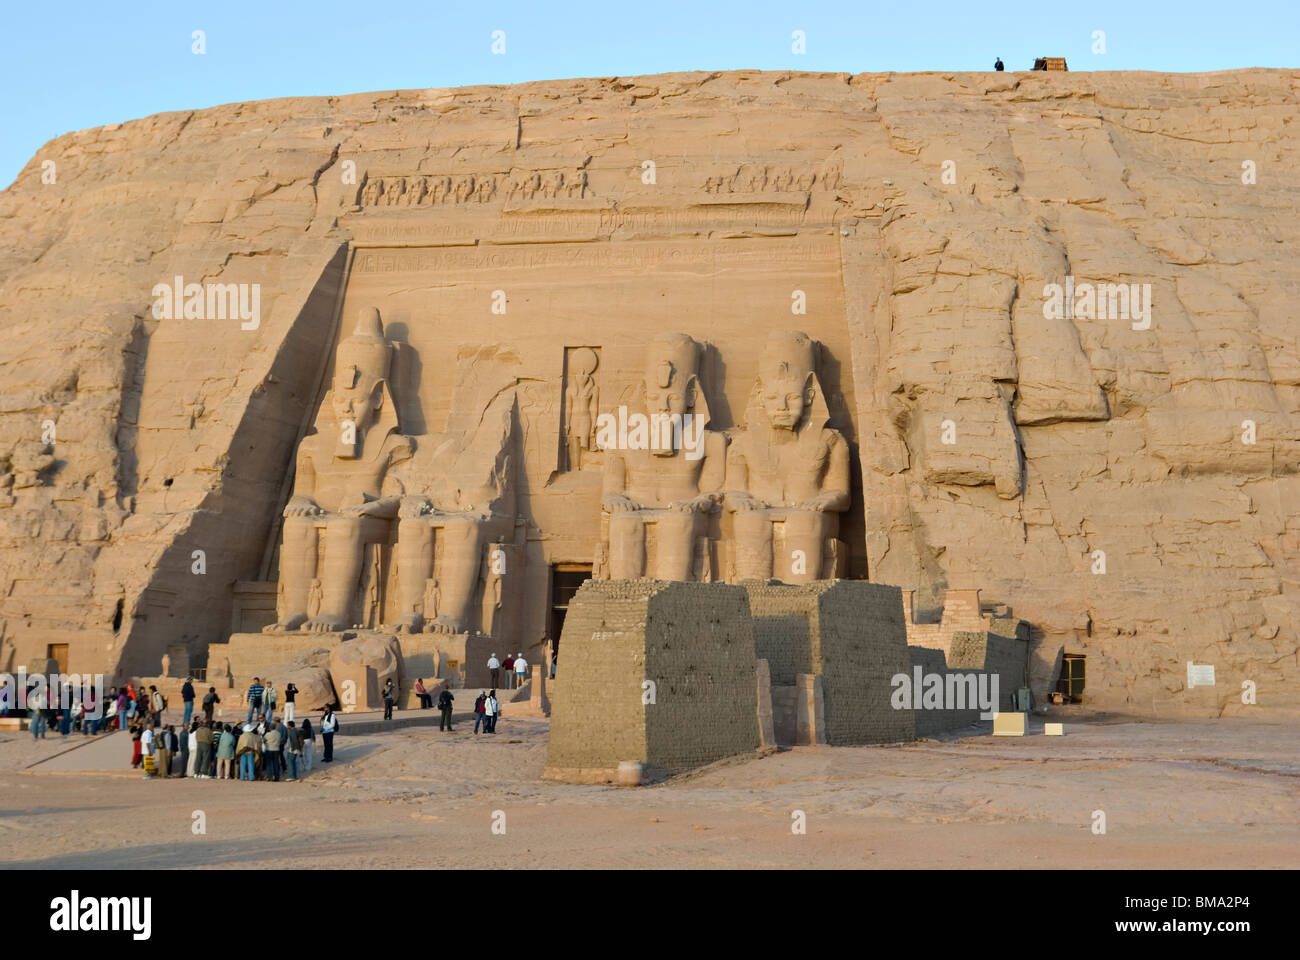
994;57;1004;71
487;654;501;689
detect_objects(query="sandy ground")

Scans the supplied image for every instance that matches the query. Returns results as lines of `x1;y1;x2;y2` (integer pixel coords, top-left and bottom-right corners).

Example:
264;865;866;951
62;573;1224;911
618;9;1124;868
0;710;1295;869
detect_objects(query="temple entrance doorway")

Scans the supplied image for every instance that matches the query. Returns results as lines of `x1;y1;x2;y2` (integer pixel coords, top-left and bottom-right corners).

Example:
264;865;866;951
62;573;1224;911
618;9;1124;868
549;564;591;672
46;643;68;675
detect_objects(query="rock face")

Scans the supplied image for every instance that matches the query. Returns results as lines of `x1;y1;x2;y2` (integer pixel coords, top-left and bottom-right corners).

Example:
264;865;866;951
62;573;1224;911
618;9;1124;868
0;70;1296;717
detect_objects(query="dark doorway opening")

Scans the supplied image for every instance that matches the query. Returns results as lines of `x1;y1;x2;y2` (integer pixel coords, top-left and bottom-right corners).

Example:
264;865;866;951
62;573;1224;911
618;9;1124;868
47;643;69;675
1057;653;1086;703
549;564;591;671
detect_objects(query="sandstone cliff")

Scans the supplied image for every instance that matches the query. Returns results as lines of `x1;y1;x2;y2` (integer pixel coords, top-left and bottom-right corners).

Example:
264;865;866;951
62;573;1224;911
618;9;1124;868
0;69;1295;716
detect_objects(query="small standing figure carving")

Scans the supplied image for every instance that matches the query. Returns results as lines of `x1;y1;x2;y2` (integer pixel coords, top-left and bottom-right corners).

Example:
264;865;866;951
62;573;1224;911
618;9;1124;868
563;347;600;471
306;578;323;619
422;577;440;624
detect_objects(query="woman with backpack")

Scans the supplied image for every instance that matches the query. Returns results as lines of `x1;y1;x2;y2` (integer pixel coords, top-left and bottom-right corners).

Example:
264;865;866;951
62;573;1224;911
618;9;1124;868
472;691;487;735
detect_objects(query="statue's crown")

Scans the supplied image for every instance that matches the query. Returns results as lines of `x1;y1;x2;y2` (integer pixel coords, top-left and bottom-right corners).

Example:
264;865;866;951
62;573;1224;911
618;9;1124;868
647;332;700;386
761;330;815;383
336;307;392;384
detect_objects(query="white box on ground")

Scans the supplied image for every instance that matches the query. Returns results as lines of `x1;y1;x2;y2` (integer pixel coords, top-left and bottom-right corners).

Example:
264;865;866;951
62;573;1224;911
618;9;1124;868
992;712;1026;736
1044;722;1064;736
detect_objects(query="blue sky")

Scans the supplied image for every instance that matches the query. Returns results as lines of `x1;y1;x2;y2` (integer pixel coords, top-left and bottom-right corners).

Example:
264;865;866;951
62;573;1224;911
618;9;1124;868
2;0;1294;188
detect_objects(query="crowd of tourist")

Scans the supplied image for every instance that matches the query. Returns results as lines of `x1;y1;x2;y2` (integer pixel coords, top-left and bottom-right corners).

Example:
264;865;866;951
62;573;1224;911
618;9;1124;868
3;662;534;773
131;708;336;781
1;674;343;782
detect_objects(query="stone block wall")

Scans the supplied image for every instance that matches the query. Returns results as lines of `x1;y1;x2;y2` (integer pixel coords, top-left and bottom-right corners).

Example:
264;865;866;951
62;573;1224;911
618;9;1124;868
814;581;917;745
643;582;759;776
544;580;655;781
545;579;759;782
744;580;915;746
908;629;1028;736
902;588;993;656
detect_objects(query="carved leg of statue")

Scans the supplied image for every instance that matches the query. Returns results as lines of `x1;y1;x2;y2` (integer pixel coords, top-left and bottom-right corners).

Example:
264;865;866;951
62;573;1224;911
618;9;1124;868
428;515;482;634
732;510;774;581
655;510;701;582
303;517;368;632
275;517;318;629
608;513;646;579
784;510;830;584
394;518;434;633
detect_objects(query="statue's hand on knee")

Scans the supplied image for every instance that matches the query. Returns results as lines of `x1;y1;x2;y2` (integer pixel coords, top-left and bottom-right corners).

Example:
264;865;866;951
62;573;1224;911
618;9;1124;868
342;496;398;519
726;492;767;512
796;492;840;512
284;496;323;518
668;493;721;514
602;493;642;513
399;496;435;519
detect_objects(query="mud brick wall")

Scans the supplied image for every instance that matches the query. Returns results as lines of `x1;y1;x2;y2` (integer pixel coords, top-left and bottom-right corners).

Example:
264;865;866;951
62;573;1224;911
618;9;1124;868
815;581;916;745
643;582;759;776
907;646;962;738
746;586;816;685
545;579;759;780
909;629;1029;736
744;581;915;746
901;589;993;656
949;630;1027;706
545;580;654;780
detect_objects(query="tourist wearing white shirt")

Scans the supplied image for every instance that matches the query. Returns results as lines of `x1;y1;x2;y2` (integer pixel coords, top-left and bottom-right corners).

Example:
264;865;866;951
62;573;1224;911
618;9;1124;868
140;727;156;779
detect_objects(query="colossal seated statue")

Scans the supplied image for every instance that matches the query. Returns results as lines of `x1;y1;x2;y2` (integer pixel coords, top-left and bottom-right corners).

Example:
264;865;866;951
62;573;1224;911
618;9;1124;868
725;330;850;583
389;388;518;635
600;332;726;581
270;307;413;632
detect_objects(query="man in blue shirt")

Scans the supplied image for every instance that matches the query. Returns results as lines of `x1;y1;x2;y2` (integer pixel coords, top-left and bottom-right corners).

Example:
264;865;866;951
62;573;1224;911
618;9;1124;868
246;677;265;723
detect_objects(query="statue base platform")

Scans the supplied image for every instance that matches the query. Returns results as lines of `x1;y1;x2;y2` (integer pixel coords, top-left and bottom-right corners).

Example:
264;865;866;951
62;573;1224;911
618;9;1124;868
216;627;495;706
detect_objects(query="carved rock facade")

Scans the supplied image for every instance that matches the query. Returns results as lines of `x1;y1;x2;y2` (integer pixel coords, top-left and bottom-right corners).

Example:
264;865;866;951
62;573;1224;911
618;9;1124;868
0;70;1296;716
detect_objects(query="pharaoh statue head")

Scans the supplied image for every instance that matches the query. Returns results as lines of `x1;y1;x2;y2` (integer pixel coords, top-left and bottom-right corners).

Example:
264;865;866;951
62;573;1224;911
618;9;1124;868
642;333;700;418
641;332;710;456
329;307;395;458
753;330;829;433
